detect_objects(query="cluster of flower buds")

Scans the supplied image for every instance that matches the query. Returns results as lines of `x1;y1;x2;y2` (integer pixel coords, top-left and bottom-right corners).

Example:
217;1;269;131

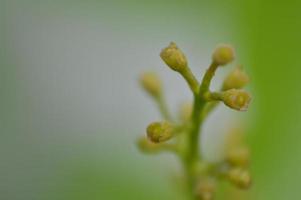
137;41;252;200
216;128;253;190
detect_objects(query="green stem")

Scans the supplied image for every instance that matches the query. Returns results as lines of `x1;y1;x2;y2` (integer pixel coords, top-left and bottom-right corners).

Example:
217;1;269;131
156;95;172;121
184;96;205;196
204;91;223;101
181;62;220;199
190;96;204;162
199;62;219;97
181;67;200;95
201;102;219;119
201;85;228;120
188;62;220;163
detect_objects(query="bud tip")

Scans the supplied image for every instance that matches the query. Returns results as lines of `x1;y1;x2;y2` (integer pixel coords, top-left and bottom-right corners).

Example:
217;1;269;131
212;44;235;66
160;42;188;72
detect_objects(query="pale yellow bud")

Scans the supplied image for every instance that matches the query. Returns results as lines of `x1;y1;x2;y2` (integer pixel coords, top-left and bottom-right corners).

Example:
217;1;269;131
224;127;245;153
227;168;252;189
195;179;216;200
136;137;156;153
160;42;188;72
179;102;192;122
223;66;250;90
221;89;251;111
227;146;250;167
146;121;173;143
212;44;235;66
140;72;162;97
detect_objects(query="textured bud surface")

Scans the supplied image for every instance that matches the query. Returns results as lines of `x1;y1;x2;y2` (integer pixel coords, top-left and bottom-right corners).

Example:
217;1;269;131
195;179;215;200
160;42;188;72
146;121;173;143
221;89;251;111
228;168;251;189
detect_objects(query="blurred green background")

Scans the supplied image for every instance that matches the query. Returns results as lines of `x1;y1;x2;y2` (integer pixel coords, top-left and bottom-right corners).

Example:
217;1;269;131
1;0;301;200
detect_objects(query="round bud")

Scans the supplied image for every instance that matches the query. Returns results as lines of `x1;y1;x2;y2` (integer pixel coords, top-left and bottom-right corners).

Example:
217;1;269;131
140;72;162;97
212;44;235;66
227;146;250;167
195;179;216;200
221;89;251;111
227;168;252;189
160;42;188;72
146;121;173;143
223;66;250;90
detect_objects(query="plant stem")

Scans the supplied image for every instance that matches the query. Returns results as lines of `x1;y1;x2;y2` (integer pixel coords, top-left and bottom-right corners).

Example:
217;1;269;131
183;95;205;199
181;62;220;199
199;62;218;96
156;95;172;121
202;85;228;120
181;67;200;95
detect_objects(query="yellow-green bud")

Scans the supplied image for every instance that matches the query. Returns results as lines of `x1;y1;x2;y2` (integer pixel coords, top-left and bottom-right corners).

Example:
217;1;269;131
227;146;250;167
227;168;252;189
160;42;188;72
224;127;245;153
212;44;235;66
140;72;162;97
223;66;250;90
137;137;153;152
195;179;216;200
136;137;159;153
221;89;251;111
146;121;173;143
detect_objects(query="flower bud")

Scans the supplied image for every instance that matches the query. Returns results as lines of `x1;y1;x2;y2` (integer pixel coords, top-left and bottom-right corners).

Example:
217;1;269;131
227;168;252;189
140;72;162;97
179;102;192;122
212;44;235;66
146;121;173;143
223;66;250;90
195;179;216;200
160;42;188;72
221;89;251;111
136;137;153;153
136;137;159;153
224;127;245;153
227;146;250;167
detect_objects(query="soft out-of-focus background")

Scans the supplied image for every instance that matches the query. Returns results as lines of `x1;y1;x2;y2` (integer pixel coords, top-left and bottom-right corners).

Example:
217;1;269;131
1;0;301;200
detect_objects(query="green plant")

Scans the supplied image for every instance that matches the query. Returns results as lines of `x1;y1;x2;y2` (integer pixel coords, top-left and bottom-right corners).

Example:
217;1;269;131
137;42;252;200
